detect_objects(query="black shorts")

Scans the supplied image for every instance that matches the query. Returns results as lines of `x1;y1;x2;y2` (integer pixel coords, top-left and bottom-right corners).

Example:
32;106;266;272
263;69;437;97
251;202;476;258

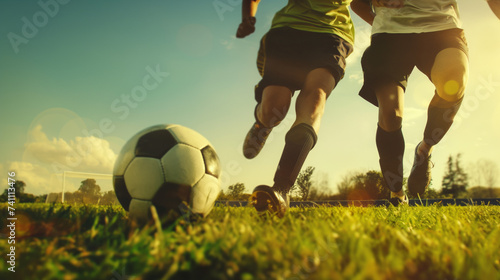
254;27;353;103
359;28;469;106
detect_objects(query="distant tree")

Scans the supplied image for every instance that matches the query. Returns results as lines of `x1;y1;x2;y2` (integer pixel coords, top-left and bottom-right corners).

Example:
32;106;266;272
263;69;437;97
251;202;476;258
227;183;246;200
100;190;119;205
468;159;498;198
35;194;48;203
423;187;442;199
78;179;101;203
14;181;26;195
0;180;28;202
308;171;332;200
336;171;359;200
361;170;390;200
293;166;315;201
79;179;101;196
466;186;500;199
335;170;391;200
441;154;468;198
468;159;498;188
0;190;7;202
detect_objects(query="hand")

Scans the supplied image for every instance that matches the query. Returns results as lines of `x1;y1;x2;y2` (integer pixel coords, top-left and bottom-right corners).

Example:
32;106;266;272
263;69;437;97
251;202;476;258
372;0;404;8
236;17;256;38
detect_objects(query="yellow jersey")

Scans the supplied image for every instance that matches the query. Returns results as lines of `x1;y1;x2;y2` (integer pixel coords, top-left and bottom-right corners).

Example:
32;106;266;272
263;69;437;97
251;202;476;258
271;0;355;45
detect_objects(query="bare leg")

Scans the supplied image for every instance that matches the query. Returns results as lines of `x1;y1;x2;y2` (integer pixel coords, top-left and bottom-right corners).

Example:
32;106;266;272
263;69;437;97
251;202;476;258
376;82;405;132
243;86;292;159
408;47;468;196
419;48;469;156
274;68;336;192
374;82;406;193
256;86;292;128
293;68;336;133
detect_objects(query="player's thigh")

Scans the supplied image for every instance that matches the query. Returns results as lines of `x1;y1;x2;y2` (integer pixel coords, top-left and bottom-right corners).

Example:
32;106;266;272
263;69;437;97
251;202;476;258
375;81;405;131
430;47;469;101
260;85;293;121
301;68;336;99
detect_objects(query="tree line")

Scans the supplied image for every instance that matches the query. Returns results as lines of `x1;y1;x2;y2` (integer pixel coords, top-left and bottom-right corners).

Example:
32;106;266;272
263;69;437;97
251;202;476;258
219;154;500;201
0;178;119;205
2;154;498;203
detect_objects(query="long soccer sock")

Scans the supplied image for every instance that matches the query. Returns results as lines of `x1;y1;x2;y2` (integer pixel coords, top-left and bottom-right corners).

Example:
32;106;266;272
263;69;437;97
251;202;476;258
376;125;405;192
423;93;463;146
273;123;317;194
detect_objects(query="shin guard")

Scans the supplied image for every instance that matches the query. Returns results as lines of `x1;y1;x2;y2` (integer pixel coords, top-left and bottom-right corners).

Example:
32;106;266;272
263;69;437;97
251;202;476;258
273;123;317;193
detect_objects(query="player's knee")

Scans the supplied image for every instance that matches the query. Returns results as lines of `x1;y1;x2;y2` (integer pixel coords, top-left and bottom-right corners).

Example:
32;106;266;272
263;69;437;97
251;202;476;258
379;111;402;132
299;89;328;117
435;72;467;102
304;87;328;106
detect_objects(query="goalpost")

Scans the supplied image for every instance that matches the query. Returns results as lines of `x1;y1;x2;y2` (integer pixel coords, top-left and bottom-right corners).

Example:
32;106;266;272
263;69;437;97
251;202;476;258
55;171;113;203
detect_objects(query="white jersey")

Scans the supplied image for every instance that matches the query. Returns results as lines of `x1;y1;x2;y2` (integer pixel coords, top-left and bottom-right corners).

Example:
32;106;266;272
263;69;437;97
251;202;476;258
372;0;462;34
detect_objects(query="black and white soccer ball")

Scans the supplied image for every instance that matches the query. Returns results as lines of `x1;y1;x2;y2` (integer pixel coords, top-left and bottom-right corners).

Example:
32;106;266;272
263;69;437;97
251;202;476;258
113;124;221;223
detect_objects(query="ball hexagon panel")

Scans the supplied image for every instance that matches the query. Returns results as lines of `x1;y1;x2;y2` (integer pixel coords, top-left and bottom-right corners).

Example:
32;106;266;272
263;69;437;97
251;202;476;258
168;125;210;150
113;124;177;176
161;144;205;186
151;182;192;216
124;157;165;200
201;145;221;179
135;129;178;159
190;174;221;216
113;175;132;211
129;199;153;224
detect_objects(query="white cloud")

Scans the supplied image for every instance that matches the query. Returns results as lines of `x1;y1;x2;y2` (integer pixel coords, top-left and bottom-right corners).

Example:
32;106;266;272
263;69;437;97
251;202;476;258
404;107;426;121
0;125;117;195
24;125;117;174
5;161;56;195
221;38;235;50
349;72;364;84
2;161;91;196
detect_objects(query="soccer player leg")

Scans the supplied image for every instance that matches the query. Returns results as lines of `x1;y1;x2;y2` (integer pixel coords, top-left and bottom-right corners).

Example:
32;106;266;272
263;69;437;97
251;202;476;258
258;86;293;128
243;86;292;159
375;82;405;193
408;48;468;196
273;68;335;195
424;47;468;148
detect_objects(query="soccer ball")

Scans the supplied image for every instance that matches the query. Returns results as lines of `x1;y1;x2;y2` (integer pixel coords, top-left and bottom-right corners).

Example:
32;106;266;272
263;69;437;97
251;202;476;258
113;124;221;224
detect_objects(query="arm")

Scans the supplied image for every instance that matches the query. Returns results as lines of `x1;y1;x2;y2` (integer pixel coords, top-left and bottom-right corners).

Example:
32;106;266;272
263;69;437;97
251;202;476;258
351;0;375;25
236;0;261;38
487;0;500;19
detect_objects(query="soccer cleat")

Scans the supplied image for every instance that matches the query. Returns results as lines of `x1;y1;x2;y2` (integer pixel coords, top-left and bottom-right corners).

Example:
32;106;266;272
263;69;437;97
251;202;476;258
407;143;433;197
250;185;289;218
379;158;403;193
389;189;408;206
243;122;272;159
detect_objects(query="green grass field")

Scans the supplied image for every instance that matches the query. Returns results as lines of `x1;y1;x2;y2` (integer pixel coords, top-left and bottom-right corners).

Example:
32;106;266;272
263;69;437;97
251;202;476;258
1;203;499;280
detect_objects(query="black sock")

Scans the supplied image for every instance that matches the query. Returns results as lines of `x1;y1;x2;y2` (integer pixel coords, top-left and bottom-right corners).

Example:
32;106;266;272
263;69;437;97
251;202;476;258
376;125;405;191
273;123;317;193
423;94;463;146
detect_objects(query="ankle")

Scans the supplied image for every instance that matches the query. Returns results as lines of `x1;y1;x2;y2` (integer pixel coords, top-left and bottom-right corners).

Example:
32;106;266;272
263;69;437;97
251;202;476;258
417;141;433;157
392;189;404;197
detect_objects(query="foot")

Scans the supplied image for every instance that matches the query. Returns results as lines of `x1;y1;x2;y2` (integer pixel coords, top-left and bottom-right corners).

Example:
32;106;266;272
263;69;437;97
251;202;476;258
407;142;433;197
250;185;289;218
379;158;403;193
389;189;408;206
243;122;272;159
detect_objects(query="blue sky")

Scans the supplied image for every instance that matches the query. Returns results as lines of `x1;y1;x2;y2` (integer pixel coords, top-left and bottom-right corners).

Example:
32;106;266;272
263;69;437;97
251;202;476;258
1;0;499;196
